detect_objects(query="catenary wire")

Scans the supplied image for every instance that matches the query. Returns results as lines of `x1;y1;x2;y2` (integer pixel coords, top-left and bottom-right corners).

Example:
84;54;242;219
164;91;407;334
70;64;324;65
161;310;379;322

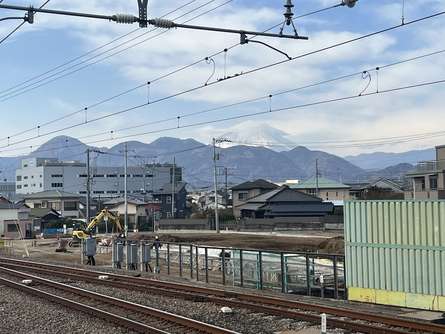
0;0;50;45
1;77;444;156
0;1;344;142
0;0;224;102
0;0;198;97
3;29;445;151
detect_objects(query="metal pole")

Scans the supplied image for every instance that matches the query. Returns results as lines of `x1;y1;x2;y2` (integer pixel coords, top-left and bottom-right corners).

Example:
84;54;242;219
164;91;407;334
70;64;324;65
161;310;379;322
333;255;339;299
306;254;311;296
221;247;226;285
167;243;170;275
172;157;175;218
213;138;220;233
224;167;228;209
205;247;209;283
239;249;244;287
258;251;263;290
315;159;319;198
190;244;193;279
280;252;286;293
195;246;199;281
179;244;183;277
124;143;128;238
86;149;91;224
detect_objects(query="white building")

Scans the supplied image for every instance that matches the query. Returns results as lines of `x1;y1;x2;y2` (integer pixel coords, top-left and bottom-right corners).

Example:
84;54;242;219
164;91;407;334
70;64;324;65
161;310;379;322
15;158;182;198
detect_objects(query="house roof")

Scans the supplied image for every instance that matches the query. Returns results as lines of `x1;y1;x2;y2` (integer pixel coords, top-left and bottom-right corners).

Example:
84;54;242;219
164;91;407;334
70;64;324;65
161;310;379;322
0;202;29;210
236;186;323;209
104;197;147;206
29;208;61;219
291;177;350;190
23;190;82;200
153;182;187;195
231;179;279;191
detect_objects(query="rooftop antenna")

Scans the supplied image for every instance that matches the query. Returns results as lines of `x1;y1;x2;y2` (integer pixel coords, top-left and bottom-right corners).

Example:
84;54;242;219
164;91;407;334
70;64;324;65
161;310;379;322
280;0;298;36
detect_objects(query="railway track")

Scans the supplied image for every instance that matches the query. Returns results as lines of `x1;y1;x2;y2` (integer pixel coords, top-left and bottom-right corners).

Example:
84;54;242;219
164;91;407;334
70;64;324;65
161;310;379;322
0;266;238;334
1;257;444;334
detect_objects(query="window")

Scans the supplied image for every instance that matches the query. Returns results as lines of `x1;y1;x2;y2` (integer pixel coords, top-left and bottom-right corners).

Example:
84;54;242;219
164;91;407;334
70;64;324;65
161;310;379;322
166;196;172;204
79;174;87;178
51;183;63;188
34;203;41;208
107;191;118;194
31;175;34;179
145;174;153;178
31;184;36;187
336;192;339;196
93;174;104;178
40;175;43;178
79;191;87;194
16;175;22;181
307;189;317;196
64;201;78;211
7;224;18;232
24;184;28;188
106;174;117;178
429;175;438;190
51;174;63;178
238;192;248;200
50;202;61;211
24;176;28;180
40;183;42;188
93;191;104;194
23;164;28;167
16;185;22;189
120;174;131;177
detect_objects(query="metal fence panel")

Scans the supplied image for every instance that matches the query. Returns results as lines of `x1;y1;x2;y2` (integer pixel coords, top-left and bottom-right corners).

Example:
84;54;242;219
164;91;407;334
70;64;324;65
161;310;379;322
345;200;445;296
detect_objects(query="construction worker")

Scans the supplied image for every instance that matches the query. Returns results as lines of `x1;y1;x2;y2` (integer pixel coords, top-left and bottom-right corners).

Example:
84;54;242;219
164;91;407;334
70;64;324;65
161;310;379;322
152;236;162;273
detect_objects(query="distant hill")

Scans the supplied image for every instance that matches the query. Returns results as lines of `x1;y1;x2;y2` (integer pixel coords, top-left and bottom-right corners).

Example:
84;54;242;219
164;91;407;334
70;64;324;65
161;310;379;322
345;148;435;170
0;135;431;187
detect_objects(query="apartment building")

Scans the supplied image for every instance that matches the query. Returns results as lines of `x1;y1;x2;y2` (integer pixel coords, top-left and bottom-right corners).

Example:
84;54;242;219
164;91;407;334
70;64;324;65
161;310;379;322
405;145;445;199
15;158;182;198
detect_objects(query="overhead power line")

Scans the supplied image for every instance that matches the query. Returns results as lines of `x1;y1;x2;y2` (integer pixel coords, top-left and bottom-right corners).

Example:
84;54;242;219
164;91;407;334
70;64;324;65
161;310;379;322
0;0;199;96
2;6;444;150
0;1;347;137
1;76;444;156
0;0;50;45
0;0;219;102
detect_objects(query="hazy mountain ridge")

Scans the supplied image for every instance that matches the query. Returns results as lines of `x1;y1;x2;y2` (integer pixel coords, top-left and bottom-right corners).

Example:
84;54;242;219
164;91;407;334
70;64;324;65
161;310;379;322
0;135;424;187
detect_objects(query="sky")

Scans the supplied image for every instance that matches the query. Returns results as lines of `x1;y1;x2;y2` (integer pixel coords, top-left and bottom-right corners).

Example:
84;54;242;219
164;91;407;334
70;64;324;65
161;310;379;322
0;0;445;158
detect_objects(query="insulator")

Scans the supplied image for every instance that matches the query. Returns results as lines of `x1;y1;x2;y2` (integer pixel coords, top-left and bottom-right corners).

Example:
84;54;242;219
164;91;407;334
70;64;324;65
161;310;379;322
283;0;294;26
113;14;138;24
342;0;358;8
150;18;175;29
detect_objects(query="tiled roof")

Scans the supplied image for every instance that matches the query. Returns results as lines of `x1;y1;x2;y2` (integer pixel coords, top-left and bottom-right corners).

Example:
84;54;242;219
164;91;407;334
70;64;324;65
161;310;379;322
291;177;350;190
23;190;81;199
231;179;278;191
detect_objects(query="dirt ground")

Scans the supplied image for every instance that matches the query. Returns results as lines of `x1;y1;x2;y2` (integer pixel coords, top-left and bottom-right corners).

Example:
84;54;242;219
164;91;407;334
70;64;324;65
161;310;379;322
132;231;345;254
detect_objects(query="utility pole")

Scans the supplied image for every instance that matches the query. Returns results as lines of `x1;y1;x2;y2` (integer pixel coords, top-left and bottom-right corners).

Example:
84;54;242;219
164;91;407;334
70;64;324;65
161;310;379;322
224;167;228;209
124;143;128;238
86;149;91;224
315;159;320;198
171;156;175;219
213;138;220;233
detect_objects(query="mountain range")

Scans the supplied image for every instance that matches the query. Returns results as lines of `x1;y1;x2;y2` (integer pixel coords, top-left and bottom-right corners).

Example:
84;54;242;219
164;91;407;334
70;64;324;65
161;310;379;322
0;135;424;188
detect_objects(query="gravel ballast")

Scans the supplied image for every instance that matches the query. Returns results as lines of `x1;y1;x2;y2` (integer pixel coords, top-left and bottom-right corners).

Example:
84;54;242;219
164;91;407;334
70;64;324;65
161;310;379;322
0;284;132;334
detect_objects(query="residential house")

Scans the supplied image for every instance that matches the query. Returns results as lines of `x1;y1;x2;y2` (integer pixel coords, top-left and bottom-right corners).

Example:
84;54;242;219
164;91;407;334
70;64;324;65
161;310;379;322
23;190;82;218
348;178;404;200
0;181;16;201
236;185;334;219
152;182;187;219
29;208;63;236
103;197;160;232
291;177;351;201
231;179;279;218
405;145;445;199
0;201;33;239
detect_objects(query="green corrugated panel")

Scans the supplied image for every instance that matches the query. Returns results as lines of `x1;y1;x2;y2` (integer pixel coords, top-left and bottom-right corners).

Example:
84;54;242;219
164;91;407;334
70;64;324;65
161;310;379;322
345;200;445;296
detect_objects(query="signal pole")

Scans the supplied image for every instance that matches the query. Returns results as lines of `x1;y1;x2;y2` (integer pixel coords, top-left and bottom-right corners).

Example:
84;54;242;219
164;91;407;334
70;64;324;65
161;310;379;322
315;159;320;198
86;148;91;223
172;156;175;219
124;143;128;238
213;138;219;233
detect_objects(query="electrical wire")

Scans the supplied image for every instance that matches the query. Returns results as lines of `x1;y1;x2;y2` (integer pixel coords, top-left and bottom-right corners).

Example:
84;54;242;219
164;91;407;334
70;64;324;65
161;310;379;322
1;76;444;156
0;0;198;97
0;1;344;142
4;41;445;150
0;0;232;144
0;0;51;46
0;0;225;102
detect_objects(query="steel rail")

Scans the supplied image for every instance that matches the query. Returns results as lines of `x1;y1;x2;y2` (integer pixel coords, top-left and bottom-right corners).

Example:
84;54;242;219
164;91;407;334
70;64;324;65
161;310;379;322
2;258;443;334
0;275;169;334
0;266;238;334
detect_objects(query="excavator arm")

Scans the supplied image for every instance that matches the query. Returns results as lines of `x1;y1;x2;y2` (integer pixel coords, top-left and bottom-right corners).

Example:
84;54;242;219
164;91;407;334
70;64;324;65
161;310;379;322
73;209;122;240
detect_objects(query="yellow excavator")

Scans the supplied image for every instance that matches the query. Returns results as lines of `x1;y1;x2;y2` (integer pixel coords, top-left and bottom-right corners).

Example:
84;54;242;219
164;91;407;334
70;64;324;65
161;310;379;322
72;208;123;240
